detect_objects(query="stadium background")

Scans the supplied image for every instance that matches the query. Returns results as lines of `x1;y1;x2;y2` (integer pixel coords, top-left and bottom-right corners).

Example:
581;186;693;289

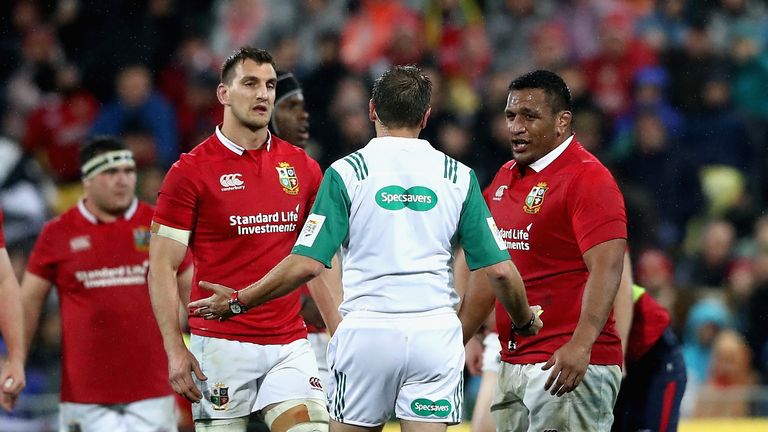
2;0;768;430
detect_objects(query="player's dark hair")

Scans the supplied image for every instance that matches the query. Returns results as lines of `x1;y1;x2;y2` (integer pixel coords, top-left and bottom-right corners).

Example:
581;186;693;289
80;136;127;168
372;65;432;129
509;70;572;113
221;46;276;85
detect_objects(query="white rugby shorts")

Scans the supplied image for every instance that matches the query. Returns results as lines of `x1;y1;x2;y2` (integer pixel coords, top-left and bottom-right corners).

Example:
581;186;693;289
59;395;177;432
190;335;326;420
327;308;464;427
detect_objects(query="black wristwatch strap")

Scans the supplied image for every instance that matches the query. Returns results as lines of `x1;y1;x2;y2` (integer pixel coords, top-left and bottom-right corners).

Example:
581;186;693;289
512;311;536;333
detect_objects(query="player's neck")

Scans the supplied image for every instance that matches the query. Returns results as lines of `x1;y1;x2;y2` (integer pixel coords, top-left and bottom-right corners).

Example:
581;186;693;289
82;198;122;223
374;122;421;139
221;115;270;150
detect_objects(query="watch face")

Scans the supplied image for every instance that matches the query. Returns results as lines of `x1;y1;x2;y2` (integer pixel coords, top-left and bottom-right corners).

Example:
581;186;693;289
229;301;243;314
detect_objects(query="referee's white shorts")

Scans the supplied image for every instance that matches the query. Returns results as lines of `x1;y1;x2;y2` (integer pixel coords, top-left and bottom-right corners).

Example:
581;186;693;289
327;308;464;427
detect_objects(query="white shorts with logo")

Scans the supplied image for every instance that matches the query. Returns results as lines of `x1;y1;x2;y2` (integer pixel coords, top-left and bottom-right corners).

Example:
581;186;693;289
491;362;621;432
307;331;331;393
59;394;177;432
482;332;502;373
190;335;326;420
327;308;464;427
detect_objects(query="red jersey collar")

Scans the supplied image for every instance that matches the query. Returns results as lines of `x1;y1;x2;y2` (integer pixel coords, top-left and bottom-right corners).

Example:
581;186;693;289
215;126;273;155
77;198;138;224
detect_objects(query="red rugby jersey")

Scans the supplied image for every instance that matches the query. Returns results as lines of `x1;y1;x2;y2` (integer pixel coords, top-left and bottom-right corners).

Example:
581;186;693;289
154;128;322;344
627;285;671;362
484;137;626;365
26;200;185;403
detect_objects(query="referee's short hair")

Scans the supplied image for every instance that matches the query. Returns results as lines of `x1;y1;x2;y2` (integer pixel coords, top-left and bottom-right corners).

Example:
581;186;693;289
509;70;572;113
372;65;432;129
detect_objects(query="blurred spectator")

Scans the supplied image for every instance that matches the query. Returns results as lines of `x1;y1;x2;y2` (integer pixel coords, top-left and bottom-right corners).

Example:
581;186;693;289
635;0;690;52
558;64;611;157
612;109;702;249
340;0;420;73
209;0;293;60
485;0;554;74
425;0;486;81
294;0;347;71
23;64;99;184
635;248;678;313
677;219;738;288
708;0;768;55
680;296;733;416
663;21;727;113
0;136;50;246
90;64;178;167
694;329;758;417
582;10;658;119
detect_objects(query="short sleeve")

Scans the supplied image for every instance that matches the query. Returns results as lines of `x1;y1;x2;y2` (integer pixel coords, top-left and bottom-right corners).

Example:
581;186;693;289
458;170;510;270
154;161;199;230
26;224;58;282
569;165;627;254
291;168;351;267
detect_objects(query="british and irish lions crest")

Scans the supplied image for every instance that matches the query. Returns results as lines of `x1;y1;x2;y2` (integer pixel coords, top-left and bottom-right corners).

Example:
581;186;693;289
210;383;230;411
276;162;299;195
523;182;548;214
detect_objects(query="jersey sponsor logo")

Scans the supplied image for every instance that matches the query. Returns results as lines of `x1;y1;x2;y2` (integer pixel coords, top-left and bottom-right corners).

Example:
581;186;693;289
74;260;149;288
220;173;245;191
276;162;299;195
210;383;230;410
493;185;507;201
133;226;150;252
229;205;300;235
411;398;452;418
486;217;507;250
498;223;533;251
375;186;438;211
296;213;325;247
523;182;548;214
69;235;91;252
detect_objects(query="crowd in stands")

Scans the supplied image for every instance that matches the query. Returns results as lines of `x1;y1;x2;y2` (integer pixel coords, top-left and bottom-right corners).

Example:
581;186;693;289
2;0;768;425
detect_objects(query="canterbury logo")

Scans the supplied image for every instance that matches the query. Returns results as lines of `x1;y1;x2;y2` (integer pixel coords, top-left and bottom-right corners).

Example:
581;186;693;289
220;173;245;191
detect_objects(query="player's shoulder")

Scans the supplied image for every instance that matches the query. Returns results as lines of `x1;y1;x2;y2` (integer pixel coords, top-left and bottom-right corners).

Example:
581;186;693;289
560;139;614;177
173;133;229;170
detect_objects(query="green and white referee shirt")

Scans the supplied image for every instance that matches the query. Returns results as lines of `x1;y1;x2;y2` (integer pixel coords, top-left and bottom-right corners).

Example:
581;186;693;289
292;137;509;315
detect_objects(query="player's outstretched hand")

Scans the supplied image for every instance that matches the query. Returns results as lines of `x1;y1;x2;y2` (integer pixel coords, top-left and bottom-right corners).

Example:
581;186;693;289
168;346;207;403
541;340;590;397
190;281;236;320
0;358;25;411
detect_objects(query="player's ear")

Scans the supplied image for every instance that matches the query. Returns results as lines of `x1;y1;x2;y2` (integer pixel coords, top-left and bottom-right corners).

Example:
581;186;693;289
369;99;377;122
420;106;432;129
217;83;229;106
556;110;572;136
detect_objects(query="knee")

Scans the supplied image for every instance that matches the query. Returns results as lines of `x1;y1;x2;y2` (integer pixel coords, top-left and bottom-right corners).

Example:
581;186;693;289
264;399;329;432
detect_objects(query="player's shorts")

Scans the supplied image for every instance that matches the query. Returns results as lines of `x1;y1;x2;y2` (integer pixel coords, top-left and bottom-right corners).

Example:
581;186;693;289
307;331;331;392
190;335;326;420
327;308;464;427
491;362;621;432
481;332;502;373
60;395;177;432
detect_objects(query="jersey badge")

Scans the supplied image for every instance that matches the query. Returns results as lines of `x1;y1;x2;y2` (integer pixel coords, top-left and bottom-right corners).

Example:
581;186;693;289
276;162;299;195
523;182;548;214
69;235;91;252
210;383;230;410
133;226;151;252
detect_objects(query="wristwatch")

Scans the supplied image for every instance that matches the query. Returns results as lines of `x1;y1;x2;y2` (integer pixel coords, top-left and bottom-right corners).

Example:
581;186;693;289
228;290;247;315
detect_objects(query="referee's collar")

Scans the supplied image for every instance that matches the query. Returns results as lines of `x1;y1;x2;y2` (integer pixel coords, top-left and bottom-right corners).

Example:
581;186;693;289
216;126;272;155
528;134;574;173
366;136;433;150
